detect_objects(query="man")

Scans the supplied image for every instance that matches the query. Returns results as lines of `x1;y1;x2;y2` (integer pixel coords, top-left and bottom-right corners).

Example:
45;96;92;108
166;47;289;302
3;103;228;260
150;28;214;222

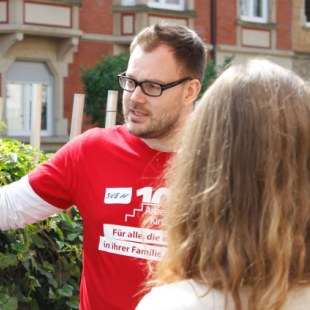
0;22;206;309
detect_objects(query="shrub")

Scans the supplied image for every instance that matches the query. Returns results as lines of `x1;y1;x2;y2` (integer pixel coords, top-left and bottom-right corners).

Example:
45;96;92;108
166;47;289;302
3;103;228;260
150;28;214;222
0;129;82;310
81;52;129;127
199;55;235;98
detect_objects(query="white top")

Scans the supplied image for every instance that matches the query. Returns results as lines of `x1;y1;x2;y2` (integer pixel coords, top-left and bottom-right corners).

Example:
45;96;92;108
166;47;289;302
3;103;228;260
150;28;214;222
0;175;62;230
136;279;310;310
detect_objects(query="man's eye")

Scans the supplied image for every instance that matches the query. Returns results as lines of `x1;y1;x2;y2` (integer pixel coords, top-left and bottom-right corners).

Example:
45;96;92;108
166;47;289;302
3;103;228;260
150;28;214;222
125;79;135;87
144;83;161;91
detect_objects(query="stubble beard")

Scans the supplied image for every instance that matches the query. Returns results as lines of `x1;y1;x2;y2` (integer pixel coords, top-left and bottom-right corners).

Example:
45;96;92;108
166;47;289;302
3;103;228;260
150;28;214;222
123;105;180;140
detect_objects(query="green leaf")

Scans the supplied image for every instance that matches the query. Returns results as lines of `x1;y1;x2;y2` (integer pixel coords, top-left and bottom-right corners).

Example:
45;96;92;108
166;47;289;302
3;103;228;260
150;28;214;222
66;295;80;309
28;298;40;310
57;284;74;297
0;254;18;269
199;55;235;99
2;297;18;310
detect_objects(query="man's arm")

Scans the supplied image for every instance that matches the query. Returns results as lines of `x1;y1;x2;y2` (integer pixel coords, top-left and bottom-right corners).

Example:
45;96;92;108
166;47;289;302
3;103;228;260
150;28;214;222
0;175;63;230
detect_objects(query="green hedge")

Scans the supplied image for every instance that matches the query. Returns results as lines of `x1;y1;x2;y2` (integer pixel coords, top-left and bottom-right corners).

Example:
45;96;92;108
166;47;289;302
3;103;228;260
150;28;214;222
81;52;129;127
0;131;82;310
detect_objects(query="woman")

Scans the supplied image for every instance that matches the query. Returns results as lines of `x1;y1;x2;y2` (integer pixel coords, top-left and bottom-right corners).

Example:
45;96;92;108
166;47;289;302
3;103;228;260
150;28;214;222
136;59;310;310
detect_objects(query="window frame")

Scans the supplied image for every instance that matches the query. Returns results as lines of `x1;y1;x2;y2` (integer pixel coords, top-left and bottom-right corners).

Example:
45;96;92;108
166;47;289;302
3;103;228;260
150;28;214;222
121;0;135;6
147;0;185;11
240;0;268;23
5;61;53;137
305;0;310;27
6;82;53;137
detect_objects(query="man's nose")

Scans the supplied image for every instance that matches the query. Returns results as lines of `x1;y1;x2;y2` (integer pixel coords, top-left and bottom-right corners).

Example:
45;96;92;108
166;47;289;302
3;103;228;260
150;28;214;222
130;84;147;102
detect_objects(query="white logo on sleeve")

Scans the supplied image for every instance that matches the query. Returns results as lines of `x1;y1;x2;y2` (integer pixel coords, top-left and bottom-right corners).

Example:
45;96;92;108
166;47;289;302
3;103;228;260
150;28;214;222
104;188;132;204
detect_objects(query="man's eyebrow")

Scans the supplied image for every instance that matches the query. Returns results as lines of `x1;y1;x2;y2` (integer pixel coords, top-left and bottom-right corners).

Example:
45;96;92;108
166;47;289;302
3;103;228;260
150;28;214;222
125;74;164;84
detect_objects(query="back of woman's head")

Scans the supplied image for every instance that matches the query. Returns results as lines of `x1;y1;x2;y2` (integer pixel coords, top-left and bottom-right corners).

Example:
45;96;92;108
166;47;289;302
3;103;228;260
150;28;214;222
158;58;310;310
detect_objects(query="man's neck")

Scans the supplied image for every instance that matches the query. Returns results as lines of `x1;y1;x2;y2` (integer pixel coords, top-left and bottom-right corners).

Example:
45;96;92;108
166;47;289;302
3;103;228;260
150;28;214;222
142;134;179;152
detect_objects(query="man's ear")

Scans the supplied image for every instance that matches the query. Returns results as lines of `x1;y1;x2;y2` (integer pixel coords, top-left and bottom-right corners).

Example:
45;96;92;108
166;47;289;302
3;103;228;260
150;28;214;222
184;79;201;106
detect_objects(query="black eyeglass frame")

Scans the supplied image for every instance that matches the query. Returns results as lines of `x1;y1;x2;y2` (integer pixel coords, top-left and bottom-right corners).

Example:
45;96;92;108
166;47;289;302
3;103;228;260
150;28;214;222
117;72;192;97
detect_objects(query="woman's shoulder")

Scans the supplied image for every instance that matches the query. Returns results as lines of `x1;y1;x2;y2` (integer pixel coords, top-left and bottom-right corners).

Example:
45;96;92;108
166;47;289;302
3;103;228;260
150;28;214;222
285;286;310;310
136;280;310;310
136;280;226;310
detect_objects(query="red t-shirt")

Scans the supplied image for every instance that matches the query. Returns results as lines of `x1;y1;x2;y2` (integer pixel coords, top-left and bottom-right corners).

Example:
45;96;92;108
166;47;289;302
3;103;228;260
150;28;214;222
29;125;172;310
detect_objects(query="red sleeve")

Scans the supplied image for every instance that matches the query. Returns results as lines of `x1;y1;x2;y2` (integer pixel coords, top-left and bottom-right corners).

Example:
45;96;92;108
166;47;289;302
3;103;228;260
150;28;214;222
28;132;85;209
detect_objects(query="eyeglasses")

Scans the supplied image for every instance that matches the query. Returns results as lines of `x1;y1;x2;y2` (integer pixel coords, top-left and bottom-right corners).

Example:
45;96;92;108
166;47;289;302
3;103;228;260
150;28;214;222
117;72;192;97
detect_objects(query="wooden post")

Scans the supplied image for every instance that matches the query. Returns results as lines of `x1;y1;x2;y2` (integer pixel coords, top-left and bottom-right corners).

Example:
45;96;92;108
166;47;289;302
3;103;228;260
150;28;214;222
30;84;43;161
105;90;118;128
0;97;3;123
70;93;85;140
66;93;85;216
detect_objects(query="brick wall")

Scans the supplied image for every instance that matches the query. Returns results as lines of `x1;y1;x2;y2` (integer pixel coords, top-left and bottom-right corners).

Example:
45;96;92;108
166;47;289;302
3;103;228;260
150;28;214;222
80;0;113;34
276;0;292;50
217;0;237;45
194;0;210;42
63;0;114;133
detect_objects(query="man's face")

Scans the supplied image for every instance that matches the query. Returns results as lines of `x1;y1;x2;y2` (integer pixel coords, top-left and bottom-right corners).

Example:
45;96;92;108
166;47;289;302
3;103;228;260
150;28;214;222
122;44;191;140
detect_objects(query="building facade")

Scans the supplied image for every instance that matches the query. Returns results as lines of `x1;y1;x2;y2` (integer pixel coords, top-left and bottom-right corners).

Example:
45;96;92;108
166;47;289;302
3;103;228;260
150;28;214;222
0;0;308;150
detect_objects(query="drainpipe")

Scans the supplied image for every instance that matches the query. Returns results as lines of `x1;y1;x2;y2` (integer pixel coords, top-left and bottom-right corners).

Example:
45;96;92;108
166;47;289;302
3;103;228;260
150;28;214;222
210;0;217;64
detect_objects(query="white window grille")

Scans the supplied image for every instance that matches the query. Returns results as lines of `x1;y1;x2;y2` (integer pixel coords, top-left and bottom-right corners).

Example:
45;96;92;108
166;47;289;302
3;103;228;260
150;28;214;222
148;0;185;11
240;0;268;23
6;61;53;136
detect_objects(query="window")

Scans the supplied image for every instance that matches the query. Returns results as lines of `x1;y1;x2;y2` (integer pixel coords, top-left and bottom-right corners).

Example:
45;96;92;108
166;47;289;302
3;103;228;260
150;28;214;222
0;0;8;23
148;0;185;11
240;0;268;23
121;0;135;5
305;0;310;26
6;61;53;136
121;0;185;11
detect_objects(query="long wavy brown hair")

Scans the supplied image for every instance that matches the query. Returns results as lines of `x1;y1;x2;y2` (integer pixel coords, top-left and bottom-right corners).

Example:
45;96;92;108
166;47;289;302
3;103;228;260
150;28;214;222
154;58;310;310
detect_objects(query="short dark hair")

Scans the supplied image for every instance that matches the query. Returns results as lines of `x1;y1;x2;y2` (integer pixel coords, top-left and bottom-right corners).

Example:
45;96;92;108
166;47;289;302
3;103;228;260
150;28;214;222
130;22;207;82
